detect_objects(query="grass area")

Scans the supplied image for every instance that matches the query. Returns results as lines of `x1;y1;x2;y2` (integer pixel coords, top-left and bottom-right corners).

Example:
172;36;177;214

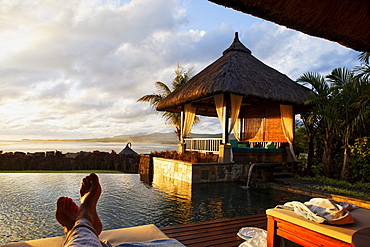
308;185;370;199
295;175;370;190
295;175;370;199
0;170;125;174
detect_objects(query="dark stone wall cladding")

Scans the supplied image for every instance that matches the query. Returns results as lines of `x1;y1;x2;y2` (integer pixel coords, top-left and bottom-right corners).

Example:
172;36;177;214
0;151;140;173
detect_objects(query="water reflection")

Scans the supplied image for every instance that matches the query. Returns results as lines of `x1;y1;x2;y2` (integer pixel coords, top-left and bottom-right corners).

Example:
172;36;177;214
0;173;310;244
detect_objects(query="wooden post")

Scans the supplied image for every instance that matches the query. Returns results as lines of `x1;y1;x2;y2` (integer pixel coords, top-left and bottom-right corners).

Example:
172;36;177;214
223;93;229;144
180;110;184;143
240;118;244;141
178;109;186;153
267;215;281;247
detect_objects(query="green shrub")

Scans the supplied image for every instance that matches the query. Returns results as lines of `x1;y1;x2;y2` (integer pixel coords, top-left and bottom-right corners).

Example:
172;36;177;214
295;174;370;190
349;137;370;182
308;185;370;199
150;150;218;163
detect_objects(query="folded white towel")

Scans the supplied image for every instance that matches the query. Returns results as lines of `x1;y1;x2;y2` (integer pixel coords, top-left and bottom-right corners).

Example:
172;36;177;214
277;198;356;225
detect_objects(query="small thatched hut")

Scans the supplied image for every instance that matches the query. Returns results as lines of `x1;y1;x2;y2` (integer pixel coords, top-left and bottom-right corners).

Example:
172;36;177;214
208;0;370;52
157;33;310;163
119;142;138;156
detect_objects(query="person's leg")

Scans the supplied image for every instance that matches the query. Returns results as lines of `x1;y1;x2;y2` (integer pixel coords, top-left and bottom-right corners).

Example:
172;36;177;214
78;173;103;235
57;173;105;247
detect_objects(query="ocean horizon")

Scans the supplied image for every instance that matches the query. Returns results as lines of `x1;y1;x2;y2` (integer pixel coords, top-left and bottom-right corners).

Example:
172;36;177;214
0;140;177;154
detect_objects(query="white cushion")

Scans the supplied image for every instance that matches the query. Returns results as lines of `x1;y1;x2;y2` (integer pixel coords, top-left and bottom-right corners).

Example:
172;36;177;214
1;224;169;247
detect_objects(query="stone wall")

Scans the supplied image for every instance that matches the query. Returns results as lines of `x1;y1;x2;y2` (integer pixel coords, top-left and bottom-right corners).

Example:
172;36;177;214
0;151;139;172
233;152;287;163
153;157;192;183
138;154;153;175
153;157;249;184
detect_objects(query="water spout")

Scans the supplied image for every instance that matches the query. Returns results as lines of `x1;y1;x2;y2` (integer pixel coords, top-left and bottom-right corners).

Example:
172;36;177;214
246;163;256;188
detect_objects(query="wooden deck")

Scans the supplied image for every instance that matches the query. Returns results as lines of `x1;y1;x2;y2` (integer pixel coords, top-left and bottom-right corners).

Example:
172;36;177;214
159;214;267;247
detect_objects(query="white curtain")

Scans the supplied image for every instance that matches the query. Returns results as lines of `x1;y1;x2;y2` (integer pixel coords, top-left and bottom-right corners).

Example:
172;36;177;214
280;104;298;161
214;93;242;141
229;93;243;140
183;103;196;137
233;119;241;141
214;94;225;127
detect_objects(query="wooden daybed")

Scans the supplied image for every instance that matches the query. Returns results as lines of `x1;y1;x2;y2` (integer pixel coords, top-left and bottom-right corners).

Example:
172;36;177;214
266;207;370;247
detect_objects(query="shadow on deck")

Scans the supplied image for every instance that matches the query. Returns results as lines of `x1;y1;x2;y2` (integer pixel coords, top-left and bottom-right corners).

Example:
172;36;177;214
159;214;267;247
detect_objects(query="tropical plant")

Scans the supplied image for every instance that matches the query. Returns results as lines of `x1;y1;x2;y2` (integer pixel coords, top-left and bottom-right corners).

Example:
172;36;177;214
299;111;321;176
137;64;199;140
353;52;370;117
150;150;219;163
354;52;370;80
327;67;370;180
297;72;334;177
297;52;370;181
349;137;370;182
298;63;369;180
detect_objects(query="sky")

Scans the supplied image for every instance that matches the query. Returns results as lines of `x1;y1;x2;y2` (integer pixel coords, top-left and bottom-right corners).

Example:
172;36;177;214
0;0;361;140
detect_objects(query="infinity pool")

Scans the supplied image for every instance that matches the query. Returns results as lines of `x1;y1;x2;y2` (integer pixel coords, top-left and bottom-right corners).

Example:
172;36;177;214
0;173;310;244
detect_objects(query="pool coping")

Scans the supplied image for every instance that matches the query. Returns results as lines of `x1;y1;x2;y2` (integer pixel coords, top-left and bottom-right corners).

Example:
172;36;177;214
256;180;370;209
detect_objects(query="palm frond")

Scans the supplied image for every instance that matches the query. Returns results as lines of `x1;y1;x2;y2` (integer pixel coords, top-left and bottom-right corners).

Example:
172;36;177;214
358;52;370;65
297;72;328;95
155;81;172;96
172;64;194;90
137;94;164;108
327;67;352;87
138;64;198;133
353;52;370;80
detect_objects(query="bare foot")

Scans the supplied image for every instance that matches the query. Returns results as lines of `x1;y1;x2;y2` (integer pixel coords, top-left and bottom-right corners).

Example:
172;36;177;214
77;173;103;235
80;173;101;205
55;197;78;234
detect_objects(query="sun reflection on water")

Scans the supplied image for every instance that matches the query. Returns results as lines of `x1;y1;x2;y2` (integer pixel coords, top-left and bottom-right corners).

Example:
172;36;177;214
0;173;310;244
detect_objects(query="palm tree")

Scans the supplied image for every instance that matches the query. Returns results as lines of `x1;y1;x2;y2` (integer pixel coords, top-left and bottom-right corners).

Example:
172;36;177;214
328;67;370;180
298;53;370;180
354;52;370;109
299;111;321;176
297;72;336;177
137;64;199;140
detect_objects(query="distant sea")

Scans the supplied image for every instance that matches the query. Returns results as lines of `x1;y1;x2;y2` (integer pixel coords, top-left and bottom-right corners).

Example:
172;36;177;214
0;140;177;154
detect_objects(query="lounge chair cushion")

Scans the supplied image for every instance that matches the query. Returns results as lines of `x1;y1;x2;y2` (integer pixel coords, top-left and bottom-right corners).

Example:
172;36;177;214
1;224;169;247
114;239;185;246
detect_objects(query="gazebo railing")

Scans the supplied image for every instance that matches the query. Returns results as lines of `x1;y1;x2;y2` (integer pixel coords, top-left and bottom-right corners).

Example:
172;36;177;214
184;138;223;153
249;141;285;149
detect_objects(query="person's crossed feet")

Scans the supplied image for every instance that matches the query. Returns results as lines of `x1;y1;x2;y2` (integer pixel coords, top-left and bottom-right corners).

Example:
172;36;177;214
55;173;102;235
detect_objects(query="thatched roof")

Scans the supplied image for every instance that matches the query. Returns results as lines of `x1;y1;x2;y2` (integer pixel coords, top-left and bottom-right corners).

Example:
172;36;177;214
119;142;138;156
156;33;311;116
209;0;370;52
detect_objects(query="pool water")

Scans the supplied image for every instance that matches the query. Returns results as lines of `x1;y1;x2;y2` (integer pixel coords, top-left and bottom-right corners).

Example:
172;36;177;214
0;173;311;244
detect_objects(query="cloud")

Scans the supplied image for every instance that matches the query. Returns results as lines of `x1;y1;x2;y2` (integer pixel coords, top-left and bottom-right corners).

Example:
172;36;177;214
0;0;190;137
241;22;360;80
192;116;222;134
0;0;361;140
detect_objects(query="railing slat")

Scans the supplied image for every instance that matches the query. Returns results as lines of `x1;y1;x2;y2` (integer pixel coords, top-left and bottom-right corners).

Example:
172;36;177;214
184;138;223;153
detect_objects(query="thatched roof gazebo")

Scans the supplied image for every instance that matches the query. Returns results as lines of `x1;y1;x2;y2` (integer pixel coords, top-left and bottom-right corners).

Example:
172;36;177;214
157;33;310;163
157;33;309;115
208;0;370;52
